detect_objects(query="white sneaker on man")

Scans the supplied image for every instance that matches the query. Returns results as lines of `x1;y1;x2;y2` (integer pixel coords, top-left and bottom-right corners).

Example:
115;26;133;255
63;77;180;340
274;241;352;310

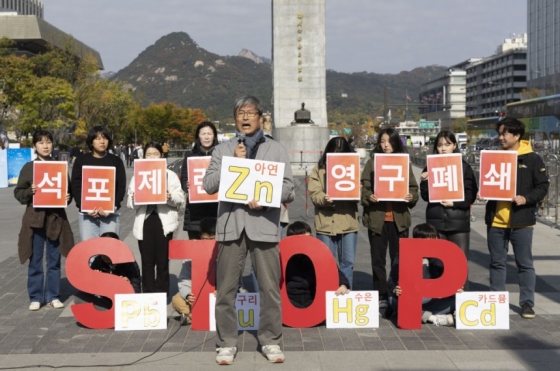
48;299;64;309
216;346;237;365
261;345;285;363
29;302;41;311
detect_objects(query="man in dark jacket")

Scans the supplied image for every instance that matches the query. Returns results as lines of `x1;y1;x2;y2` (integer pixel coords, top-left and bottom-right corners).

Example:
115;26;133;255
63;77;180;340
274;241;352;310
483;118;549;319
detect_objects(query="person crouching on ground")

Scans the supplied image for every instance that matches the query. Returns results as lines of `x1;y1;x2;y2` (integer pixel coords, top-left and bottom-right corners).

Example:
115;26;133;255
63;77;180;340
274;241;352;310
386;223;463;327
171;217;217;325
89;232;142;294
284;221;349;308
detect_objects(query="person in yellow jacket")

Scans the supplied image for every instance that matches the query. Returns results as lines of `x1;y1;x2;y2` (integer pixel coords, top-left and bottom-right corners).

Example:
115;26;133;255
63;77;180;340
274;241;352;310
480;118;549;319
308;137;360;288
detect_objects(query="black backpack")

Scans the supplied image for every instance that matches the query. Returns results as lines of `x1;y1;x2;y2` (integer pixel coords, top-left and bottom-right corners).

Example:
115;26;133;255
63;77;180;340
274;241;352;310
132;148;139;159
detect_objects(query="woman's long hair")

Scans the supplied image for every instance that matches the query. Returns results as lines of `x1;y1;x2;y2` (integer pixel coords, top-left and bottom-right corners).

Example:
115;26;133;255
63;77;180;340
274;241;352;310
317;137;352;169
374;128;407;154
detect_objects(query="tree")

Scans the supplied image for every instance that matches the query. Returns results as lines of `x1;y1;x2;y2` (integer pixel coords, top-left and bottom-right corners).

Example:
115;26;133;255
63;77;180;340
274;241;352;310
74;76;137;140
17;76;75;140
520;88;542;100
130;103;205;146
451;117;468;133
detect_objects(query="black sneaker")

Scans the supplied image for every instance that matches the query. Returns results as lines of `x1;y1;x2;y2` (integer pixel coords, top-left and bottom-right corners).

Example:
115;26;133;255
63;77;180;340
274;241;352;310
521;303;536;319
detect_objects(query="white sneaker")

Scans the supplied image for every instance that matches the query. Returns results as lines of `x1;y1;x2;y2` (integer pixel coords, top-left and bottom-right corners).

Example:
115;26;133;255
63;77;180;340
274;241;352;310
29;302;41;311
261;345;285;363
433;314;454;327
216;346;237;365
48;299;64;309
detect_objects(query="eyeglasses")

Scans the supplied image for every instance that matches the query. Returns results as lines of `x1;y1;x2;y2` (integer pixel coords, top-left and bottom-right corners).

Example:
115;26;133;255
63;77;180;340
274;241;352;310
236;110;259;118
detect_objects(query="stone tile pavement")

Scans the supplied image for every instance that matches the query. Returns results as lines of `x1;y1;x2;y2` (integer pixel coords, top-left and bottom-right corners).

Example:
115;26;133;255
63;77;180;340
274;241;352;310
0;160;559;370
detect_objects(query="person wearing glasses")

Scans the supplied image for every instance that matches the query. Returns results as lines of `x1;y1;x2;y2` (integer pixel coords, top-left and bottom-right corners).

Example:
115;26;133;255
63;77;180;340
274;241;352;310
127;142;185;294
203;95;294;365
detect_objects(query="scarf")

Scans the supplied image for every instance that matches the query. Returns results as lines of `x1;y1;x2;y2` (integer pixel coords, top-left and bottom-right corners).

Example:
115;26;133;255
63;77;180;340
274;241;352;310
240;129;265;159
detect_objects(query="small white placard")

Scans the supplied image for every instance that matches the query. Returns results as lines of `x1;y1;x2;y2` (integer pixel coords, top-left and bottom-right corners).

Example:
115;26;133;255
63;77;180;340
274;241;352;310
114;293;167;331
326;291;379;329
455;291;509;330
217;157;285;208
209;292;260;331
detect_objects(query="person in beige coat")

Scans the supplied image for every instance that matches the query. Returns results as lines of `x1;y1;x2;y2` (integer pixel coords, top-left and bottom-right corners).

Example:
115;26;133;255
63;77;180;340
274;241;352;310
308;137;360;288
128;142;185;295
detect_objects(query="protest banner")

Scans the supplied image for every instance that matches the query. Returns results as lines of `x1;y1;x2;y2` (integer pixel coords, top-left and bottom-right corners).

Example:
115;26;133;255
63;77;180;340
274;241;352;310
326;291;379;329
479;151;517;200
426;153;464;202
209;293;260;331
456;292;509;330
81;166;116;212
33;161;68;208
114;293;167;331
326;153;361;200
218;157;285;208
133;159;167;205
187;156;218;203
374;153;409;200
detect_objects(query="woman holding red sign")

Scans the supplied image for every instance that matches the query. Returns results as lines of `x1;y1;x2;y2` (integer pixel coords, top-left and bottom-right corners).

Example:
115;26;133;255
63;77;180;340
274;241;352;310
309;137;360;289
71;126;127;241
15;130;74;311
361;128;419;308
180;121;219;239
419;130;478;288
128;142;185;294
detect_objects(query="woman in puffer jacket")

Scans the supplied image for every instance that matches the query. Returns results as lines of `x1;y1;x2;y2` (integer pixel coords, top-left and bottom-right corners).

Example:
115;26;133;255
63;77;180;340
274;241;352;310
128;142;185;294
420;130;478;288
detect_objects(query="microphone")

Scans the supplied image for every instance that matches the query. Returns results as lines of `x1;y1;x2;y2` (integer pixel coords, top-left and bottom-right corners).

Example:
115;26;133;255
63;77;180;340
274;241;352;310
237;133;246;144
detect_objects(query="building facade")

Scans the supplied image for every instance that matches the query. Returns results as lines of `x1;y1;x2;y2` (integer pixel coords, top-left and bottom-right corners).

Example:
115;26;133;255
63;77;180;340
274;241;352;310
0;0;43;18
527;0;560;94
465;34;527;118
0;0;102;68
418;69;466;130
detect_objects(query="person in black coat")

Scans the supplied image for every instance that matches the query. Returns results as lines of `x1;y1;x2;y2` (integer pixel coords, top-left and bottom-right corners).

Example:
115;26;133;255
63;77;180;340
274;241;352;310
285;221;350;308
420;131;478;288
89;232;142;293
180;121;220;239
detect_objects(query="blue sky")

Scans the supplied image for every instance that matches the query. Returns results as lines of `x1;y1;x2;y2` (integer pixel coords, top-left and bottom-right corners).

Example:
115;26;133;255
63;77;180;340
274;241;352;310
44;0;527;74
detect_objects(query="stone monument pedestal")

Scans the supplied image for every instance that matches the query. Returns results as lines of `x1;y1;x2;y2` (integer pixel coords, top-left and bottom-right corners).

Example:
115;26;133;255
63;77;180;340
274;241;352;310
274;125;330;174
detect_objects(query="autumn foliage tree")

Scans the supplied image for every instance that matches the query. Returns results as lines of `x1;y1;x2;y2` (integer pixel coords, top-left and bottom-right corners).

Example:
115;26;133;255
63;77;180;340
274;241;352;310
129;102;205;147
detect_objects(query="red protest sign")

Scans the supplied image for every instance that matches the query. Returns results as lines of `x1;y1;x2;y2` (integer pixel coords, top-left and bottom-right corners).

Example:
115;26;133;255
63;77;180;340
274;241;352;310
426;153;464;202
133;159;167;205
374;154;409;200
326;153;360;200
187;157;218;203
81;166;115;213
479;151;517;200
33;161;68;208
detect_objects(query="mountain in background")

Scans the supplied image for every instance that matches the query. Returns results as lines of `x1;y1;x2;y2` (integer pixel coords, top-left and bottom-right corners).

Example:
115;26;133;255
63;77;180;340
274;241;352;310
111;32;448;123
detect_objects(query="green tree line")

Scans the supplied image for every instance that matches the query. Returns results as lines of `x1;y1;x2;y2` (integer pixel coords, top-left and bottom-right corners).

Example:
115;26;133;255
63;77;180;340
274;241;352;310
0;37;205;148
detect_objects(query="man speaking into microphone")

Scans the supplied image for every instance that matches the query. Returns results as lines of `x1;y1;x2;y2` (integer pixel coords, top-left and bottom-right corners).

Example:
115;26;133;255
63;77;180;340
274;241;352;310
203;95;294;365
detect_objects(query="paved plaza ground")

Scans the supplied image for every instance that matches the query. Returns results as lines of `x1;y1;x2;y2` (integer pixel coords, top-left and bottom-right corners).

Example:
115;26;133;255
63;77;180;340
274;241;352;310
0;159;560;370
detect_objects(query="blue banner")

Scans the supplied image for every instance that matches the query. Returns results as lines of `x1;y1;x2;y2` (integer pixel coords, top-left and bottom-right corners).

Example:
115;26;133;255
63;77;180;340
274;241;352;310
7;148;32;186
0;150;7;188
